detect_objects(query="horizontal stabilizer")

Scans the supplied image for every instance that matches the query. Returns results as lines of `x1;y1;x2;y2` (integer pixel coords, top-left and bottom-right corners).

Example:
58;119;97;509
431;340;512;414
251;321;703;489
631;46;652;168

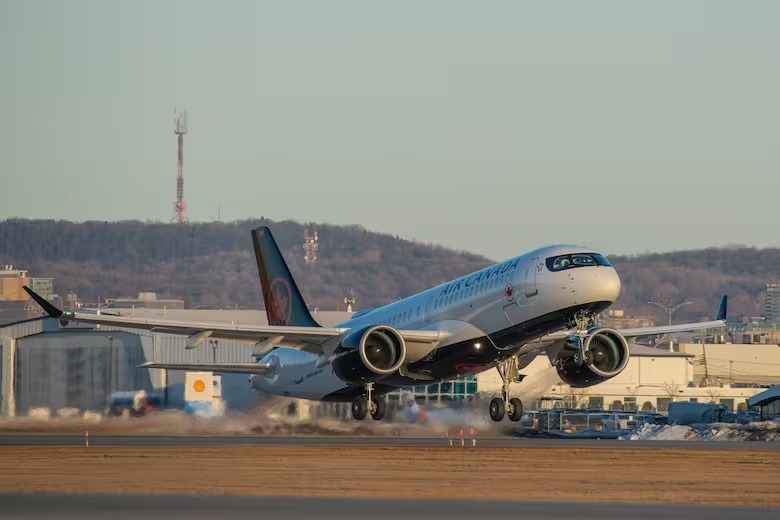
138;361;271;374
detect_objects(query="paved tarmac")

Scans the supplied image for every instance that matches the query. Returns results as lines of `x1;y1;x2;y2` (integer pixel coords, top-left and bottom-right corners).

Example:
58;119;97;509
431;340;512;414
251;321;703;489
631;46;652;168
0;494;775;520
1;433;779;449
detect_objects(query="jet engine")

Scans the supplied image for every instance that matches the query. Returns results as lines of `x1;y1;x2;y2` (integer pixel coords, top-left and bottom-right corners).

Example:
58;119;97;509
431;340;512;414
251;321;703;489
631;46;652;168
555;327;630;388
331;325;407;385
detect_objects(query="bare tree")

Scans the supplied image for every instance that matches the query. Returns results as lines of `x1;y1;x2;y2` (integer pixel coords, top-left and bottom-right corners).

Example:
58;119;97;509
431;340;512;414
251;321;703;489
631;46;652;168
705;387;721;404
662;382;681;402
565;388;587;409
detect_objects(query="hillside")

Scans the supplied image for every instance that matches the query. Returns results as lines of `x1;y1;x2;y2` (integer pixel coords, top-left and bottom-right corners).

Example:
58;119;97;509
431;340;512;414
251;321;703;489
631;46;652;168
608;248;780;323
0;219;490;311
1;218;778;322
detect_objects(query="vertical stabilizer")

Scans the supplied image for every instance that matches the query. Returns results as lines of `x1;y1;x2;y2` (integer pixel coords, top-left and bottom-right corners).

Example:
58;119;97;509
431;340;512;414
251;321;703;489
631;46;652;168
251;226;320;327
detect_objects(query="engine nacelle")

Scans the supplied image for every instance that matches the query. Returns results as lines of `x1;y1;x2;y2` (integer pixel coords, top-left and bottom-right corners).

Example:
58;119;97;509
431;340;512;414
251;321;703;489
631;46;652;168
331;325;407;385
556;327;630;388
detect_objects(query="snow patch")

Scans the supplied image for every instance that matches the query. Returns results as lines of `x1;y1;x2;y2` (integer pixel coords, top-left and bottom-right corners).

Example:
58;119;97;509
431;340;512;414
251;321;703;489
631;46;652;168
621;421;780;442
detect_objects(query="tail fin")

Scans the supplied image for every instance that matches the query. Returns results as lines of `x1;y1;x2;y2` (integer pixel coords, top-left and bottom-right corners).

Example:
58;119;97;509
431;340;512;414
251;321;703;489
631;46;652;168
251;226;320;327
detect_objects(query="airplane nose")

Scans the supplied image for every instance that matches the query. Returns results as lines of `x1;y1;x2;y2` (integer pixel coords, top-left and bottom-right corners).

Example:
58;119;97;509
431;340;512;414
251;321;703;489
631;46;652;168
557;265;621;306
602;268;621;302
578;267;621;304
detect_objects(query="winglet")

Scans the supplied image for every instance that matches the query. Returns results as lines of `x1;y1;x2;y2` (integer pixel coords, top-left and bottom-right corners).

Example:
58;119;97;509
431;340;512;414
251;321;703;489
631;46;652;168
23;286;63;319
716;295;727;322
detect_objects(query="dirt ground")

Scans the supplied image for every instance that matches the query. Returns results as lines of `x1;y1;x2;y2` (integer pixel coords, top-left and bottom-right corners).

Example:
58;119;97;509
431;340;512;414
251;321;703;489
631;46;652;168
1;445;778;506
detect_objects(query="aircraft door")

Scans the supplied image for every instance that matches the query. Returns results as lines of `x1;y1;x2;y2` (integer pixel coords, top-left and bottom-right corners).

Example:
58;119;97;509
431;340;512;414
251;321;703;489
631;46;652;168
525;257;539;297
504;302;522;326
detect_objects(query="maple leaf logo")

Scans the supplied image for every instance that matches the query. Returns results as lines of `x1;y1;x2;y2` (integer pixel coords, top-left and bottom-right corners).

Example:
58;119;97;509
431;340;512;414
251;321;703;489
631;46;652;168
269;277;292;325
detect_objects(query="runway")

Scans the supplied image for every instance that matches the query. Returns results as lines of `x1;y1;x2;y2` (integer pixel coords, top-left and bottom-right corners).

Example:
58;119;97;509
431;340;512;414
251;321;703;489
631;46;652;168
1;433;779;449
0;494;774;520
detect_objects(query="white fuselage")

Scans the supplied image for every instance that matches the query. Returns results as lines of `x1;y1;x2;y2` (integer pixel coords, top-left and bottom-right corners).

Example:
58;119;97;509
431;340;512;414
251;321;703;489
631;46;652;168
249;245;621;401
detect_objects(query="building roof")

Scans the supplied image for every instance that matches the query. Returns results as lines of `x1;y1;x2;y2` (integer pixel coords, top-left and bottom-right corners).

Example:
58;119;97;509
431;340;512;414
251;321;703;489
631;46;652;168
747;385;780;407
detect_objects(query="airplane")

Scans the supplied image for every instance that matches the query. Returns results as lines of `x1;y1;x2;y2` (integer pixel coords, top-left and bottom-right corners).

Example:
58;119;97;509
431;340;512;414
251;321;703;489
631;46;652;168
23;226;728;422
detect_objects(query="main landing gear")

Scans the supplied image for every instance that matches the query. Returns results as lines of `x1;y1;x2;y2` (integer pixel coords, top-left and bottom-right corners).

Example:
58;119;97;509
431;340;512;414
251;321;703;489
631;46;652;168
351;382;386;421
489;356;524;422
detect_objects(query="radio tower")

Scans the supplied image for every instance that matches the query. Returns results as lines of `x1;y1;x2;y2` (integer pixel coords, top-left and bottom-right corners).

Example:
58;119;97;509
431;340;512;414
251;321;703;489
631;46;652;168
173;107;187;224
303;224;319;264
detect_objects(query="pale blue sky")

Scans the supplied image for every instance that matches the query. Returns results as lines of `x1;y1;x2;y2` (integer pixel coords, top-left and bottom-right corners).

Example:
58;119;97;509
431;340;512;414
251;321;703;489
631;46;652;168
1;0;778;261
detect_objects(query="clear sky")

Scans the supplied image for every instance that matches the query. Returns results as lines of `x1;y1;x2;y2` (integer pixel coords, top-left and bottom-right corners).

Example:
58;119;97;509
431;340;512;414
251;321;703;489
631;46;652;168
1;0;777;261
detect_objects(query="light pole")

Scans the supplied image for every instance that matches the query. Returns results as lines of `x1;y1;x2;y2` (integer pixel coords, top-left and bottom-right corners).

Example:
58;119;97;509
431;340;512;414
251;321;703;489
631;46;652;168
647;300;693;326
107;335;114;396
647;302;693;352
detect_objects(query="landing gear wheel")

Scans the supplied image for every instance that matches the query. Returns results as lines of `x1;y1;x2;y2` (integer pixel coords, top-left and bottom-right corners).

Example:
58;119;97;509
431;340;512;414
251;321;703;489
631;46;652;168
489;397;505;421
508;397;524;422
490;355;527;422
351;396;368;420
370;396;386;420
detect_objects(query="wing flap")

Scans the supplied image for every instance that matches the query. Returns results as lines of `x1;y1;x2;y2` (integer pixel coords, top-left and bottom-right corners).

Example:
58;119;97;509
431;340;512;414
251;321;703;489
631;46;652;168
615;320;726;338
138;361;272;374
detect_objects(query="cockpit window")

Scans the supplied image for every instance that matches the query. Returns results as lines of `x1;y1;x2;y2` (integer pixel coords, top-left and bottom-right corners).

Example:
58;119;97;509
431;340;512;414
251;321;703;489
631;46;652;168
546;253;611;272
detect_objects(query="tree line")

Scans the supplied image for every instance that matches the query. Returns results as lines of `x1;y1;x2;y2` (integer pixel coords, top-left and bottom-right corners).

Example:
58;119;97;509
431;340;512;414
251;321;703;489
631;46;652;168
1;218;777;322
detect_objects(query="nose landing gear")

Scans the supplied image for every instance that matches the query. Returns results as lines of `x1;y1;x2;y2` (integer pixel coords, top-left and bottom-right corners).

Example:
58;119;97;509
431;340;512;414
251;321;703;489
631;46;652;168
351;382;386;421
489;356;525;422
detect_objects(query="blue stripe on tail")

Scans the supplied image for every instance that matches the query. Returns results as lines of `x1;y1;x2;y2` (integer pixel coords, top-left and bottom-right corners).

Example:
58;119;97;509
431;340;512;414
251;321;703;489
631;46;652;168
251;226;321;328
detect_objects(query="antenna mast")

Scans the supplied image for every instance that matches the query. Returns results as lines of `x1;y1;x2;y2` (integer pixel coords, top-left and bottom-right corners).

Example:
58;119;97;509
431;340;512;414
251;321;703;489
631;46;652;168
303;223;319;264
173;107;188;224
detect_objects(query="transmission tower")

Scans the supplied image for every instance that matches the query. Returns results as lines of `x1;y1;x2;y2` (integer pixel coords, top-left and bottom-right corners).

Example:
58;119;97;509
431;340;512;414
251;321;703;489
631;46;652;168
303;224;319;264
172;107;187;224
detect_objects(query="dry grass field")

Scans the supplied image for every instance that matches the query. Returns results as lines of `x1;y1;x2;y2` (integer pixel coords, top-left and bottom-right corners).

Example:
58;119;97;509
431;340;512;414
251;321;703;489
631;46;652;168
1;445;778;506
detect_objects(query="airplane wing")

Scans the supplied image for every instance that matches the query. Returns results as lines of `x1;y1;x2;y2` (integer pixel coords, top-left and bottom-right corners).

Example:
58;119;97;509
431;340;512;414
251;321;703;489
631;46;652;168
23;286;444;355
537;295;728;344
138;361;272;374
